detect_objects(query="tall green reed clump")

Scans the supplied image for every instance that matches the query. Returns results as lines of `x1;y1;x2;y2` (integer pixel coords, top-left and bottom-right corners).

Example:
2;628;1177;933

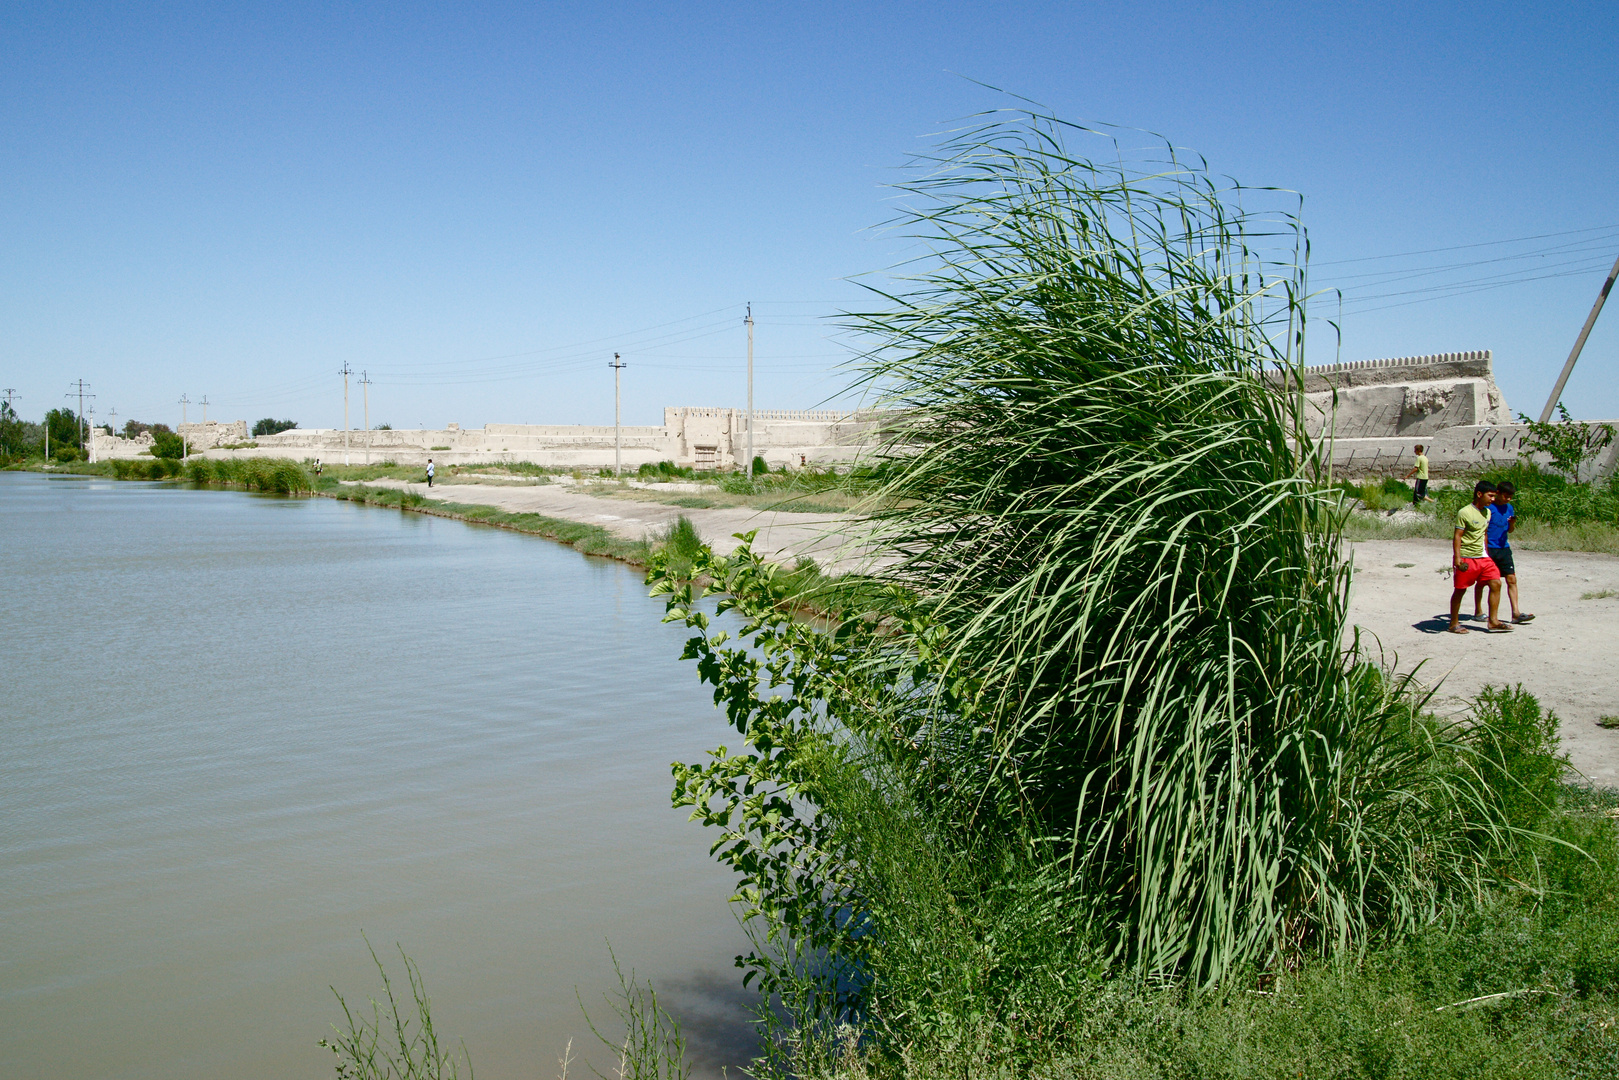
181;456;312;493
655;113;1524;1034
848;112;1517;981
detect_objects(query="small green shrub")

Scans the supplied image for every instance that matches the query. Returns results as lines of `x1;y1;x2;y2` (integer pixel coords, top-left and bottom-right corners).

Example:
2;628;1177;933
652;515;704;578
1471;684;1569;834
752;455;769;477
1517;402;1616;479
53;445;82;462
1381;475;1415;500
151;431;185;459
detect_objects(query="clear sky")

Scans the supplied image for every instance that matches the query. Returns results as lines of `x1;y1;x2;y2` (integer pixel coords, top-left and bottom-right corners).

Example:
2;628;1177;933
4;1;1617;431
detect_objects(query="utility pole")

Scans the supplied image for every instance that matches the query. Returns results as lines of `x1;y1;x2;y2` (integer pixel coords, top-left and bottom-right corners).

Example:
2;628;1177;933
3;390;19;459
108;407;117;436
179;394;191;459
340;362;353;466
609;353;627;476
200;395;209;424
68;379;93;452
1540;252;1619;424
745;304;755;478
359;371;372;465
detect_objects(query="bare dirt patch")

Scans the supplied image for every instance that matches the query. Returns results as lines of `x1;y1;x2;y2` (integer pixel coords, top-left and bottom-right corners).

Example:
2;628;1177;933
1347;538;1619;784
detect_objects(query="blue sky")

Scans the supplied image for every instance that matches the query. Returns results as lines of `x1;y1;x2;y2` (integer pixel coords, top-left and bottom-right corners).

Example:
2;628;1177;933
3;1;1617;431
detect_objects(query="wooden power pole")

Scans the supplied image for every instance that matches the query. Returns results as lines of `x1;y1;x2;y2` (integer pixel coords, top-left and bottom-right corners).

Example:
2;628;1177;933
1540;252;1619;423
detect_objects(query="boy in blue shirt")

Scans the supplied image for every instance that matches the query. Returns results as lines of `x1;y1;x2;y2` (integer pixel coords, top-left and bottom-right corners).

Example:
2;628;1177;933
1472;480;1534;624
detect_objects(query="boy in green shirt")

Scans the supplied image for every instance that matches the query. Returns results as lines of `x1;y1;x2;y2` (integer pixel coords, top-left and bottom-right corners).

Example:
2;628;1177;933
1401;444;1432;506
1449;481;1509;633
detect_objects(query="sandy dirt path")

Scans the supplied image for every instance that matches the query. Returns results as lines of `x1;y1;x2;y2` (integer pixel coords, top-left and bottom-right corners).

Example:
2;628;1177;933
1346;539;1619;785
356;481;1619;783
348;478;880;573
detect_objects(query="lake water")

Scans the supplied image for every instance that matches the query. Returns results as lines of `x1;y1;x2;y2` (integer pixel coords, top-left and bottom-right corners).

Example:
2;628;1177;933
0;471;754;1079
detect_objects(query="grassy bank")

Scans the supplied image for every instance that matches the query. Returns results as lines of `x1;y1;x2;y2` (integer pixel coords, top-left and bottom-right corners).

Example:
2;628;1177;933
327;483;656;564
1338;464;1619;553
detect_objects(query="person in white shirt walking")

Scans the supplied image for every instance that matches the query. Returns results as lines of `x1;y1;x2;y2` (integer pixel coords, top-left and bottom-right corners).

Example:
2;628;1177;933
426;459;435;488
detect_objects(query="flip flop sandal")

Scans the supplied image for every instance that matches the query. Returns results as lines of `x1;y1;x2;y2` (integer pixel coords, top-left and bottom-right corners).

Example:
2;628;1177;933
1513;614;1535;623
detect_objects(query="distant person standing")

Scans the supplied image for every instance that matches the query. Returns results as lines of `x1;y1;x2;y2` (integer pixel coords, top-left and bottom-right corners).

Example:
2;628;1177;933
313;458;323;476
1473;480;1534;624
1449;481;1510;634
426;458;435;488
1402;445;1432;506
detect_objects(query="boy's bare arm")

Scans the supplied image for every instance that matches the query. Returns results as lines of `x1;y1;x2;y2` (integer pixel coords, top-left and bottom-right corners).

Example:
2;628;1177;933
1453;526;1466;570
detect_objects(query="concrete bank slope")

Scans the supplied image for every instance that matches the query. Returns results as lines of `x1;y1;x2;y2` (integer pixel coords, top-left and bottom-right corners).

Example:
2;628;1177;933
1346;538;1619;786
343;477;884;576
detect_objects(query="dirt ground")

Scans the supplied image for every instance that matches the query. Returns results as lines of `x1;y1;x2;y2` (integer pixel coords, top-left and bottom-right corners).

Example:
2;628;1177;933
1347;538;1619;785
351;480;1619;786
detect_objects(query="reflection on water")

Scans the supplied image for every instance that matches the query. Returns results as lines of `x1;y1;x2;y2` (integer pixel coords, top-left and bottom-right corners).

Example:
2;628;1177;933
0;472;755;1080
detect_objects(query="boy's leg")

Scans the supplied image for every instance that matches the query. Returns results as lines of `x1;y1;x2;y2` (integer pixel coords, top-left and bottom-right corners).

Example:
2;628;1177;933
1505;573;1519;619
1449;587;1469;632
1487;579;1509;630
1472;580;1484;619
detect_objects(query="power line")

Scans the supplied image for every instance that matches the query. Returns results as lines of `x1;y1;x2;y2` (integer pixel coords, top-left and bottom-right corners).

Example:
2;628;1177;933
1311;223;1619;266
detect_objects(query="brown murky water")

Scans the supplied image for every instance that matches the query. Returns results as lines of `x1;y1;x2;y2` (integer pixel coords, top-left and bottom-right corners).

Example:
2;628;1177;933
0;472;754;1079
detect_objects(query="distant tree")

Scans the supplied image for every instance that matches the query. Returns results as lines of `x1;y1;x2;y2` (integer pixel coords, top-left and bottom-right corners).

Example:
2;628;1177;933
0;401;27;457
151;430;186;460
121;419;154;439
45;408;82;450
252;418;298;436
373;423;392;430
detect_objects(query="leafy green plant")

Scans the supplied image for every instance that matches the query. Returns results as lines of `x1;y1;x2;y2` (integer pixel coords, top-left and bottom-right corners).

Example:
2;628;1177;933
1517;403;1616;479
1469;685;1569;835
151;430;186;459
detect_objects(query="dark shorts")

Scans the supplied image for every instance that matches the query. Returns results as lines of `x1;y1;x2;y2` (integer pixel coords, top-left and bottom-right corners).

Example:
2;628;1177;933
1488;546;1515;577
1413;478;1428;502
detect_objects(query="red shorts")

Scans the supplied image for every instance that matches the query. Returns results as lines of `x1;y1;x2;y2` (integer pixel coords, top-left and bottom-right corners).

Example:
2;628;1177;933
1454;556;1502;589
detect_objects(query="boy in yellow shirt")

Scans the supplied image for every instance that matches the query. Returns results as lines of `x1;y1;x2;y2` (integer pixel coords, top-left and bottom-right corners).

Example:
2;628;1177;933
1449;481;1509;633
1401;444;1432;506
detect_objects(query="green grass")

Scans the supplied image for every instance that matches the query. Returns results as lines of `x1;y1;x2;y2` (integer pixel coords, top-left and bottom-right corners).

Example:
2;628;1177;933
180;457;313;493
1583;589;1617;600
428;499;650;561
586;480;865;516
